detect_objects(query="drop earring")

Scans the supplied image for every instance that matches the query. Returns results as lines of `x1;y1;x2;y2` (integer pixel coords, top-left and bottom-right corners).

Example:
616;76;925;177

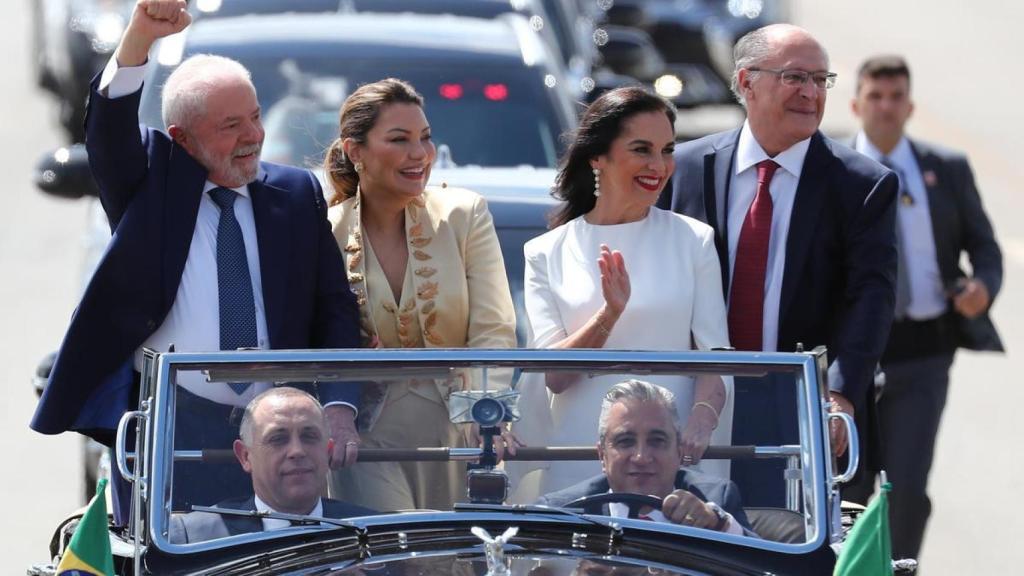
354;161;364;173
593;167;601;197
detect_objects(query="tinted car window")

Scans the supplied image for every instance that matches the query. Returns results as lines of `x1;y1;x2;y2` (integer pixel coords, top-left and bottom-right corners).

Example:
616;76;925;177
141;58;568;168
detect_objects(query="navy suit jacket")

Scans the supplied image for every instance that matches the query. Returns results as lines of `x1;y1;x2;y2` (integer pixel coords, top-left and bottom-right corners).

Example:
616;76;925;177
536;470;755;536
903;139;1003;353
168;496;376;544
31;75;361;444
658;129;898;412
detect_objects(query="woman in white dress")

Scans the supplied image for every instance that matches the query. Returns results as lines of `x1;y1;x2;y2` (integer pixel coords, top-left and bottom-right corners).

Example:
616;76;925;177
519;87;732;496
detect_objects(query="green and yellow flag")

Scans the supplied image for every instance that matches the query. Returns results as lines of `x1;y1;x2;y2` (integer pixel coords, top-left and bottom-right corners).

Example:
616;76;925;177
834;482;893;576
56;478;115;576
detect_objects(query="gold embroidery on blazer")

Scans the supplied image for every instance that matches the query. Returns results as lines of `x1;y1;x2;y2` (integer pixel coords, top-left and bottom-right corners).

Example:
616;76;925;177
416;281;439;301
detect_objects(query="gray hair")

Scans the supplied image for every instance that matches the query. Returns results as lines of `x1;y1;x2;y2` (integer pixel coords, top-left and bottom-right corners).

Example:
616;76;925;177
597;379;680;441
161;54;254;130
729;24;830;106
238;387;324;445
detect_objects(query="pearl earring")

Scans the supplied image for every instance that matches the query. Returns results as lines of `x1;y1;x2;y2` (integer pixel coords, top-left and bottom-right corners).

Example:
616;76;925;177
354;161;364;173
593;167;601;197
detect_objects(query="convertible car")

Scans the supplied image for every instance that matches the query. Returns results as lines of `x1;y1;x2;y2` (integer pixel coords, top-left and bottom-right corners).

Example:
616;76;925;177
30;346;914;575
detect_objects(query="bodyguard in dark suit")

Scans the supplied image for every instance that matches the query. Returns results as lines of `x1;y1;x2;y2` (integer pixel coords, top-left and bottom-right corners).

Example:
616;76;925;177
537;379;755;536
169;388;375;544
847;55;1002;561
658;24;899;506
30;0;362;511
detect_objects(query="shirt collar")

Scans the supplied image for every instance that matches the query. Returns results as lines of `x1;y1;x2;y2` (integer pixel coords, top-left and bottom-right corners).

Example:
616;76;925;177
203;180;251;199
735;120;812;180
253;494;323;518
854;132;913;167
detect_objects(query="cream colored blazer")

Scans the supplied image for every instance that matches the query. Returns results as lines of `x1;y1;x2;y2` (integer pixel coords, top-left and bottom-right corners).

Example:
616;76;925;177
328;186;516;429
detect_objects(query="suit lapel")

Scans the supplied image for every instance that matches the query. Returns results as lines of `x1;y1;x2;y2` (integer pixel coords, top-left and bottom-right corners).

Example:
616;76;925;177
707;130;739;292
909;140;956;281
778;132;831;325
162;145;207;310
223;496;263;536
250;175;291;348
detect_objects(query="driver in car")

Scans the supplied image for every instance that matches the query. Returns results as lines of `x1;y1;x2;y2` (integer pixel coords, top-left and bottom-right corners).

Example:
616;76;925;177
169;387;374;543
537;380;756;536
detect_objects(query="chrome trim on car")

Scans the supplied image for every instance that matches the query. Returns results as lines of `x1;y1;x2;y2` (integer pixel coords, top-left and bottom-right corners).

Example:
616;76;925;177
142;348;834;559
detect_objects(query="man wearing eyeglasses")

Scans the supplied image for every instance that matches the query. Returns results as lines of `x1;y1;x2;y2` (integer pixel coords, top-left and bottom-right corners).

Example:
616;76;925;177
658;24;899;507
847;55;1002;561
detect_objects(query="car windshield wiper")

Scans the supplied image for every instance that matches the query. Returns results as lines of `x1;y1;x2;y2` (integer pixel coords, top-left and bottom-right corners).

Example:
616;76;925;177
190;505;367;532
453;502;623;532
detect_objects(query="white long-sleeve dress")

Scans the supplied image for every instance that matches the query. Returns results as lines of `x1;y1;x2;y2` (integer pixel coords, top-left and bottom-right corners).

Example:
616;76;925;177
517;207;733;497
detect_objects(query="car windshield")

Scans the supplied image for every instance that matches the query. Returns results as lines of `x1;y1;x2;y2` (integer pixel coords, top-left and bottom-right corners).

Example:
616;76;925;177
146;350;828;552
140;57;569;169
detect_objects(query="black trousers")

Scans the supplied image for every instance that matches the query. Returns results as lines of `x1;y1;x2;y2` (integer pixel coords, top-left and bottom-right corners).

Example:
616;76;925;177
847;353;953;561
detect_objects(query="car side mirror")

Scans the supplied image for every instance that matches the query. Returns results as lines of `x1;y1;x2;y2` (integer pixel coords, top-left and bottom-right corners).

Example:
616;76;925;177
34;143;100;199
598;26;665;82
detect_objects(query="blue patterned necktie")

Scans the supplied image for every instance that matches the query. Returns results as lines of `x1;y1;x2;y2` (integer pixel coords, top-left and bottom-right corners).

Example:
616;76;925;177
210;187;257;395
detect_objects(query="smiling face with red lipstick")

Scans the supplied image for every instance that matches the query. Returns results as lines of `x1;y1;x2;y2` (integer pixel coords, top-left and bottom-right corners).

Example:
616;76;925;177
589;111;676;223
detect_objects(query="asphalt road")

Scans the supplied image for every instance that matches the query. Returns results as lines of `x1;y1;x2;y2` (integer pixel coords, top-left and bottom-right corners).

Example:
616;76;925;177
1;0;1020;573
793;2;1024;572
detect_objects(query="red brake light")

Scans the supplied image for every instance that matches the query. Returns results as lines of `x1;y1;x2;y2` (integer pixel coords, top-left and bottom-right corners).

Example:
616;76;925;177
439;84;464;100
483;83;509;101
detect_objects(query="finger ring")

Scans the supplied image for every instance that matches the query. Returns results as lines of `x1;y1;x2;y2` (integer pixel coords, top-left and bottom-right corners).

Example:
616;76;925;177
345;441;358;447
684;514;695;523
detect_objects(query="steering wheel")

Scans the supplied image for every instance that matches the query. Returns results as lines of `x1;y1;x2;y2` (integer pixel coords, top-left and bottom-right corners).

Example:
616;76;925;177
563;493;664;518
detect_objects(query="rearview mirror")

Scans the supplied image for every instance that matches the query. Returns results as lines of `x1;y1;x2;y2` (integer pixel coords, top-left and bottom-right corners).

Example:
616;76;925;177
34;144;99;199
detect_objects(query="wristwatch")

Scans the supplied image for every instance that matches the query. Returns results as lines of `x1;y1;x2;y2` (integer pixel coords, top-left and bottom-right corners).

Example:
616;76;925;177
705;502;729;532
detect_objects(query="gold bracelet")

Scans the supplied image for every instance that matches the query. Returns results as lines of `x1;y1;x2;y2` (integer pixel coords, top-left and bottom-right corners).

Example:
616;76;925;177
692;401;720;429
595;318;611;336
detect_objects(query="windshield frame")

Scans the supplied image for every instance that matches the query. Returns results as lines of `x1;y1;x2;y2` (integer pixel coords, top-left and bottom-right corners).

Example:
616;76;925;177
141;348;833;557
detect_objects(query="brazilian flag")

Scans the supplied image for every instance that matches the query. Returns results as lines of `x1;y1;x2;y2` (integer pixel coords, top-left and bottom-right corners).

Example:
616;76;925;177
834;482;894;576
56;478;115;576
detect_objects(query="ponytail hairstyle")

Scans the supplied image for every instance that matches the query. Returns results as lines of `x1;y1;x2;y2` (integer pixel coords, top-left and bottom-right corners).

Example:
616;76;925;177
324;78;425;205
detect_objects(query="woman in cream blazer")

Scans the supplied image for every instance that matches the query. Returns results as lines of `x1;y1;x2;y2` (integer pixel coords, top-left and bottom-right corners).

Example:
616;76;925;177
324;79;516;511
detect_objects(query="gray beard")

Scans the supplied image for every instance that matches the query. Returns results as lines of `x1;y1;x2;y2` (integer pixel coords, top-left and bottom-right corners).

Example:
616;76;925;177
194;141;261;187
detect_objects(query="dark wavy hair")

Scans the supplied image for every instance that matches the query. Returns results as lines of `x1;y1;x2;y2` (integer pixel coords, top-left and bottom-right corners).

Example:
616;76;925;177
324;78;424;205
551;86;677;227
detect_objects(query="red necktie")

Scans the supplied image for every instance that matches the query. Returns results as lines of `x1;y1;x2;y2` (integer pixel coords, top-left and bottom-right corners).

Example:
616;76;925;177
728;160;779;351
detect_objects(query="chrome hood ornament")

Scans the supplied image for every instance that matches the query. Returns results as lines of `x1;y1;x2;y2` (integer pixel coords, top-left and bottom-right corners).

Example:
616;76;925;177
471;526;518;576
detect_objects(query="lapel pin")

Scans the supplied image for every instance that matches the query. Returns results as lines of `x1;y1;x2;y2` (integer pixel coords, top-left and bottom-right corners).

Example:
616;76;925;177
923;170;937;187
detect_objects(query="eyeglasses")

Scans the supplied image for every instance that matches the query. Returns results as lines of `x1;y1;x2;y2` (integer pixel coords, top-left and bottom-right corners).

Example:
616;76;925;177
748;67;838;90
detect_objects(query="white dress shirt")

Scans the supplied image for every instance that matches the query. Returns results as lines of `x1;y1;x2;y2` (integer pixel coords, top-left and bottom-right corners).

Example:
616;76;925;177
607;498;744;535
254;494;325;532
101;56;357;414
854;133;947;320
101;58;271;405
728;122;811;352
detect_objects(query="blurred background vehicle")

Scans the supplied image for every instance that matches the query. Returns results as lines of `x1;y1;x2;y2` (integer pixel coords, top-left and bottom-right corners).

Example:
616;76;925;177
596;0;789;108
30;0;133;141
